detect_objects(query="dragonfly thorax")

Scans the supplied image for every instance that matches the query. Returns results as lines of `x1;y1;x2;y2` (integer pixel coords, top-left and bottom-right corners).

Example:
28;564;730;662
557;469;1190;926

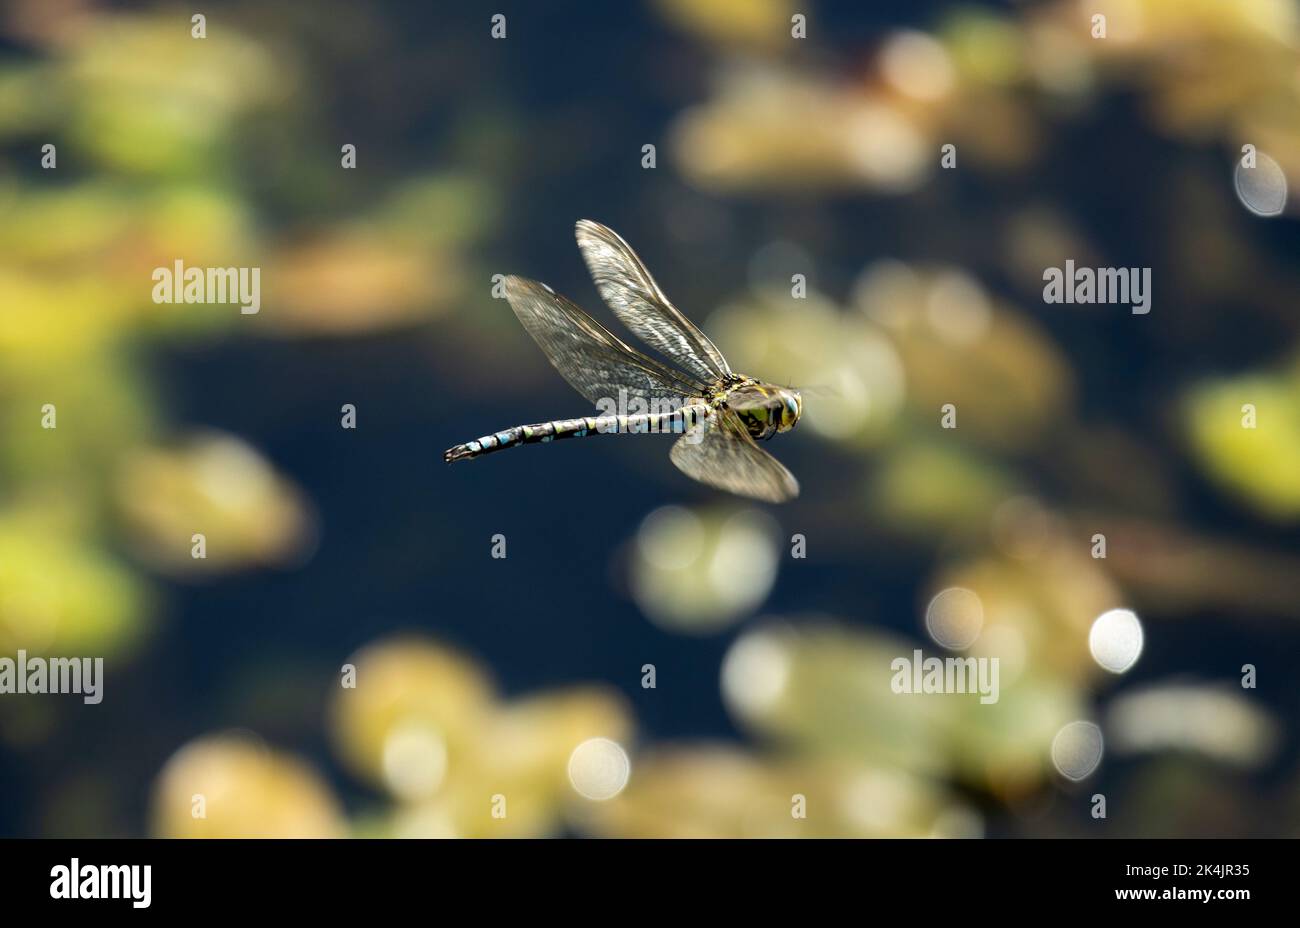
728;382;802;440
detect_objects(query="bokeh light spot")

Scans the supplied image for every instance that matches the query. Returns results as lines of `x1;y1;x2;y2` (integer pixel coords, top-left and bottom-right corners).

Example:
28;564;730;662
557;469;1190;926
635;505;705;571
880;30;956;101
1234;152;1287;217
567;737;631;801
925;586;984;650
1088;608;1144;674
721;630;790;719
1051;720;1104;781
381;721;448;802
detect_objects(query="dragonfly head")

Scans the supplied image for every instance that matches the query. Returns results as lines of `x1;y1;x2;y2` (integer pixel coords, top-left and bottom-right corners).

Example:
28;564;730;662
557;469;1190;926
733;385;802;440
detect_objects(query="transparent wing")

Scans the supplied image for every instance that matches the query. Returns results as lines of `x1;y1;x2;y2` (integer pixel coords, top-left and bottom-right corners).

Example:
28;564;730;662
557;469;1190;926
503;276;707;407
575;220;732;383
670;408;799;503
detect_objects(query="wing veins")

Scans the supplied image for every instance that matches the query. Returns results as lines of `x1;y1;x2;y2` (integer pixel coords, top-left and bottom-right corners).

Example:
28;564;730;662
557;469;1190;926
503;276;707;407
670;407;799;502
576;220;732;383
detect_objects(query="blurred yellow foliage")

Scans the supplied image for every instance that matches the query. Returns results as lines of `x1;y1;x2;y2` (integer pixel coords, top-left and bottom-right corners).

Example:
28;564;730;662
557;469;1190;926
115;433;316;575
0;513;147;656
1183;368;1300;519
630;504;781;633
656;0;797;52
580;746;979;838
328;637;634;837
153;733;345;838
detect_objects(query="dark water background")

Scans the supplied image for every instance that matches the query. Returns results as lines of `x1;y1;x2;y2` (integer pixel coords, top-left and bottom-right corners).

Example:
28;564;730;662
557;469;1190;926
2;0;1297;837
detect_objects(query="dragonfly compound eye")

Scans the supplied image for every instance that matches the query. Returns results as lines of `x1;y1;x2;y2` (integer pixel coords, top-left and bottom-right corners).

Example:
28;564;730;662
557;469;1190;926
778;393;801;431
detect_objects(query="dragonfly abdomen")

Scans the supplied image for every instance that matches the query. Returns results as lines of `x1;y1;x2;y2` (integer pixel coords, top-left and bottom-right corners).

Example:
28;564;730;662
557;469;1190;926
444;405;711;464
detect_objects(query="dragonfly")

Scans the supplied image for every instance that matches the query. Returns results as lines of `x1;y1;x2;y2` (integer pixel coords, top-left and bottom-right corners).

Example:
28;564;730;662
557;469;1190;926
444;220;801;502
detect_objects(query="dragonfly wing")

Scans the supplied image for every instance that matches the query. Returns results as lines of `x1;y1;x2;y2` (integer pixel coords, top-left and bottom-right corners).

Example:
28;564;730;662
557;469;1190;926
670;408;799;502
504;276;707;407
576;220;732;383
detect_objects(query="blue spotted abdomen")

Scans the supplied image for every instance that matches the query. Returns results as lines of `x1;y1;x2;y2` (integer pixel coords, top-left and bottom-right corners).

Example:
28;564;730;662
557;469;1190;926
444;406;710;463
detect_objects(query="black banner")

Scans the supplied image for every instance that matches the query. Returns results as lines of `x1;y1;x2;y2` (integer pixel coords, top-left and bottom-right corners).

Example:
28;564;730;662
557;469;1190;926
0;837;1280;915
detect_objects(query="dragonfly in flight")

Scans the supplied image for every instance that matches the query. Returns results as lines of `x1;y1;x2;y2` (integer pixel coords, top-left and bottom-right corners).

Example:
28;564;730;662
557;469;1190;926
444;220;801;502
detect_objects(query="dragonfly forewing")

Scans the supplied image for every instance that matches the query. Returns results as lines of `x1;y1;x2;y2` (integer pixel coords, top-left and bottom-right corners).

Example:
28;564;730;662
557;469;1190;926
502;276;706;406
576;220;732;383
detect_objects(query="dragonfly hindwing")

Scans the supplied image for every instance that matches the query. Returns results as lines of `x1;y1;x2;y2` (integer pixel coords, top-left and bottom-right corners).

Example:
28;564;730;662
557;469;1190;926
670;408;799;503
